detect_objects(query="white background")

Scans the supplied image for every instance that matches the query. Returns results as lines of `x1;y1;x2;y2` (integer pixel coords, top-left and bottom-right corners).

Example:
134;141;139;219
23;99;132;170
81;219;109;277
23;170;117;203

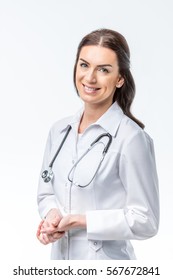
0;0;173;263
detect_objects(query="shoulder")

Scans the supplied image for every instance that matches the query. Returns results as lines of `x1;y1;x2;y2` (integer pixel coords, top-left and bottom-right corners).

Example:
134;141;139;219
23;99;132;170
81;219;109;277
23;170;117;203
117;115;153;150
119;115;143;137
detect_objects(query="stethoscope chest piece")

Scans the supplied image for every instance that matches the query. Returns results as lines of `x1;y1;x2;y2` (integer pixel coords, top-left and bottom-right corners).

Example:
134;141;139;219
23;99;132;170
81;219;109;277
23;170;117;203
42;168;54;183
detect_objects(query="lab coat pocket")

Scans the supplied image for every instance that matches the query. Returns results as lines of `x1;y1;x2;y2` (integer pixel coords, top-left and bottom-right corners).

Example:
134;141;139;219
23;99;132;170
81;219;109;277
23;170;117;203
89;240;112;260
102;240;131;260
89;240;104;259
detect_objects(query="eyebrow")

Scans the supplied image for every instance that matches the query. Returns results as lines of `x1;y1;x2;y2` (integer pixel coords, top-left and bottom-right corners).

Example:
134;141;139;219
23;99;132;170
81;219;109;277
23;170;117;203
79;58;113;68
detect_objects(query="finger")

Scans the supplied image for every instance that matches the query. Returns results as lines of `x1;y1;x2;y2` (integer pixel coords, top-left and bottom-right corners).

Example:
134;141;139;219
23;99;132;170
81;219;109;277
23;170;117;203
47;234;56;243
37;232;49;245
52;217;61;227
41;220;50;229
48;232;65;242
36;220;44;238
41;219;56;232
40;225;59;235
52;232;65;239
42;233;51;244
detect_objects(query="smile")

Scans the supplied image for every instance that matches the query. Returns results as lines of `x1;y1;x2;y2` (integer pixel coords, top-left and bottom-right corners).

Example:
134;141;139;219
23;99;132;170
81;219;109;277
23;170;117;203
83;84;101;93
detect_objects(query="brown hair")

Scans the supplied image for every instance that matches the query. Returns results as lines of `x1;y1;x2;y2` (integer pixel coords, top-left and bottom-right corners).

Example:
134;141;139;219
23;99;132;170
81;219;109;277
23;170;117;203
73;28;144;129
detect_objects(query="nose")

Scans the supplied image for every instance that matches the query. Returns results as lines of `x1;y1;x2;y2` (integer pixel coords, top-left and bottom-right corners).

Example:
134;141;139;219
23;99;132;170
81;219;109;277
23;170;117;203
85;69;97;84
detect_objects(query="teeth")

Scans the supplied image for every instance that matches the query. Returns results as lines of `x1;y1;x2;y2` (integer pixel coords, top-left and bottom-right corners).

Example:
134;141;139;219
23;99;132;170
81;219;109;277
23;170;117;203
84;86;98;92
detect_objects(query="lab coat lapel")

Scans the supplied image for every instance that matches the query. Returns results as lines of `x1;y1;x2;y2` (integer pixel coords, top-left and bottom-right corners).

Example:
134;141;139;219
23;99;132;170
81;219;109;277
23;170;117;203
95;102;124;137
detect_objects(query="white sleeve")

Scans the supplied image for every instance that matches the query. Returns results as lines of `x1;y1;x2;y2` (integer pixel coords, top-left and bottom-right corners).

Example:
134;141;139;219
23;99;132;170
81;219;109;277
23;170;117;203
86;131;159;240
37;130;58;219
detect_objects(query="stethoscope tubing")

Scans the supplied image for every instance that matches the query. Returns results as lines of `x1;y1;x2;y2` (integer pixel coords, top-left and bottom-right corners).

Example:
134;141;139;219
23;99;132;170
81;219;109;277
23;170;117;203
67;143;105;188
41;126;112;185
49;125;72;168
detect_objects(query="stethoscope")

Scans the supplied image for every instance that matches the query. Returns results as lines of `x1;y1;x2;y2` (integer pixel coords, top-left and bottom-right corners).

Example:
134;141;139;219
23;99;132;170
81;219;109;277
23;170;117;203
41;125;112;187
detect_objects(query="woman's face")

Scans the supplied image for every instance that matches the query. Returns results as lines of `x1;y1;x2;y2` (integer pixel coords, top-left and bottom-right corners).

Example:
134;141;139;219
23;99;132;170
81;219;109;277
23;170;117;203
75;45;124;108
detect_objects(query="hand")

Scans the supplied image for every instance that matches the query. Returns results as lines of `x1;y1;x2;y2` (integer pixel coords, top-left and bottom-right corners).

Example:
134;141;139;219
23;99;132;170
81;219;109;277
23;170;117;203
57;214;86;232
41;208;64;235
37;220;64;245
37;212;86;245
37;208;65;245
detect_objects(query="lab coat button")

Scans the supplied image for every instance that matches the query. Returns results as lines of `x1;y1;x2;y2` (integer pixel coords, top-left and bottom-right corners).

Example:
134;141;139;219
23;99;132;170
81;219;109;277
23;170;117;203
89;240;102;251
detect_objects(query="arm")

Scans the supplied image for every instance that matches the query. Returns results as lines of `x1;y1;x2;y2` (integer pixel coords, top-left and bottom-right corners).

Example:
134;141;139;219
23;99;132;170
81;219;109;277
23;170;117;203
86;131;159;240
56;214;86;232
37;130;59;218
37;130;64;244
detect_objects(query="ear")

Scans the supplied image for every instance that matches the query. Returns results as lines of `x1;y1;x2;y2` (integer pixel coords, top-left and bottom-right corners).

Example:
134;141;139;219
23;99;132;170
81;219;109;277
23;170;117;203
116;76;124;88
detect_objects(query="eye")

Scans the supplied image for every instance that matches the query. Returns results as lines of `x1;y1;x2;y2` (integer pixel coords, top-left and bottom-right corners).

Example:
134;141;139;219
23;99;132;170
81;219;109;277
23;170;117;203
99;67;109;73
80;63;88;68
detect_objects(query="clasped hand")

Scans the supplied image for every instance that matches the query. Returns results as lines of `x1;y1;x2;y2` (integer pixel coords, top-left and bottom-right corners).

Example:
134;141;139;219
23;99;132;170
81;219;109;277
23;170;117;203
37;208;86;245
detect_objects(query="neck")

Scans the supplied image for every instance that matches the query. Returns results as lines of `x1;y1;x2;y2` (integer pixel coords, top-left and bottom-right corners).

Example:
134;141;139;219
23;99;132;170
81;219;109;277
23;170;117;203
78;102;112;133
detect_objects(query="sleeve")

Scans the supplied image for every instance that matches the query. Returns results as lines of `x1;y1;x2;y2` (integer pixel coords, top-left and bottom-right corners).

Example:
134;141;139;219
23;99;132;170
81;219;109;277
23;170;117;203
86;131;160;240
37;129;58;219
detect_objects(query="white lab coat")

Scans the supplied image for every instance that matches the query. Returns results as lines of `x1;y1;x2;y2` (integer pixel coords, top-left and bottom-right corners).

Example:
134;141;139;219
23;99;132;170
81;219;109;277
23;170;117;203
37;102;159;260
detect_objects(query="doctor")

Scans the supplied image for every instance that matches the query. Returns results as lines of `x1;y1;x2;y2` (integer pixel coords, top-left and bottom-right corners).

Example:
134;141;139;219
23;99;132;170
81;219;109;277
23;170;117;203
37;28;159;260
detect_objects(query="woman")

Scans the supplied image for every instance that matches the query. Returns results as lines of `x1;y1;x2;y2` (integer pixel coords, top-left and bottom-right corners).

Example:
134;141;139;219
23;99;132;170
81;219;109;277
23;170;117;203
37;28;159;260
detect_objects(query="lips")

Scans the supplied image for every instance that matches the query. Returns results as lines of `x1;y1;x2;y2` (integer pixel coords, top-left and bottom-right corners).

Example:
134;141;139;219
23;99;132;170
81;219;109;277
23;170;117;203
83;84;101;93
